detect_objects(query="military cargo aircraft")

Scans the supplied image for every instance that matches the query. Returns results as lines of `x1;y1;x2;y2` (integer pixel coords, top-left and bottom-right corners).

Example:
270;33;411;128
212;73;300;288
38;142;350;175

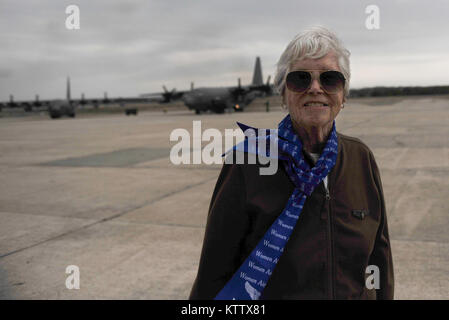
182;57;273;114
47;77;76;119
0;57;273;116
0;77;156;118
0;94;48;112
140;57;274;114
0;78;76;118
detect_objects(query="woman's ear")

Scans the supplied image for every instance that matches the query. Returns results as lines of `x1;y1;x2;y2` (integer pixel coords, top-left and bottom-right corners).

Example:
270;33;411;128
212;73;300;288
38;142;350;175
281;93;287;110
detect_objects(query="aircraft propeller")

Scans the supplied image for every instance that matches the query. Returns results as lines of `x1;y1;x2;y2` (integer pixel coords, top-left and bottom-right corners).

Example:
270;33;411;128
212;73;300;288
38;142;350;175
162;85;176;102
231;78;247;102
161;85;184;103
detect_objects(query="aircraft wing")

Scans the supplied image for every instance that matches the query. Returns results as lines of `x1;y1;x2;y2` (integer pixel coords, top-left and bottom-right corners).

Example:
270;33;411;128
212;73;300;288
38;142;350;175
139;88;185;103
71;96;152;106
0;98;55;111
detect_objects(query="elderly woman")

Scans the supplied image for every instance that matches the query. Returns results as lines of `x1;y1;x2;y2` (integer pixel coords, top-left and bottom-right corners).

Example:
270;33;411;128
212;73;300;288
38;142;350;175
189;26;394;300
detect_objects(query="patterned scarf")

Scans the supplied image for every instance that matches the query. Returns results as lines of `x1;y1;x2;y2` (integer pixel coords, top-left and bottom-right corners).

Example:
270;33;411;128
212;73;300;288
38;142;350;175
215;114;338;300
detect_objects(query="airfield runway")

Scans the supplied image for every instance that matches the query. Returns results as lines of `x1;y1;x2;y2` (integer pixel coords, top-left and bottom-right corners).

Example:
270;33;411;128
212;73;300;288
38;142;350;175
0;96;448;299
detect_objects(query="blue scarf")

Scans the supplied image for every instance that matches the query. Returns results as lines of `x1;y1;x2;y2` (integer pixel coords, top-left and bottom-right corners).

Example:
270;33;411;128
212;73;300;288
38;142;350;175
214;114;338;300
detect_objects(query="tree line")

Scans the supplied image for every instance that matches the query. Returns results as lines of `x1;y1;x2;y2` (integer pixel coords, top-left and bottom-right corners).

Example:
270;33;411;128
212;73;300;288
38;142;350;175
349;86;449;98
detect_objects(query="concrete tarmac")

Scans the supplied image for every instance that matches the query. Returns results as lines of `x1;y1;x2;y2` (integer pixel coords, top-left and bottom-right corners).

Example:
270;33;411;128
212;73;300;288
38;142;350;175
0;96;448;299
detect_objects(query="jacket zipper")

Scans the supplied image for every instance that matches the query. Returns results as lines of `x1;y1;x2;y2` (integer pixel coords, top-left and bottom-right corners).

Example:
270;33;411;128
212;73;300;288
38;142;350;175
325;183;335;299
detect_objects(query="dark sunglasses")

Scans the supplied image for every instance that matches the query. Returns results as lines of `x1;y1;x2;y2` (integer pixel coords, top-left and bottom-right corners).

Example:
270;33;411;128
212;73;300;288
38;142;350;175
286;70;346;94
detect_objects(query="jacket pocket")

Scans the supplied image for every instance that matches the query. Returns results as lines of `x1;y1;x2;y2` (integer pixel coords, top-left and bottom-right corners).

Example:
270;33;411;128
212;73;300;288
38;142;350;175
351;209;369;220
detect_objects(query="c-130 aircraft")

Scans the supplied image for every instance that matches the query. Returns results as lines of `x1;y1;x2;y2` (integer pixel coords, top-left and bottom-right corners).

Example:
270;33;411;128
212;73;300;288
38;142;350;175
0;78;75;118
141;56;273;114
0;57;273;117
0;77;148;118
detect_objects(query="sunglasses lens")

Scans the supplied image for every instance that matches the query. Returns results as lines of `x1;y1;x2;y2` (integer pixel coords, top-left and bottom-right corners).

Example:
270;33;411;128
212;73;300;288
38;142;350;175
286;71;311;92
320;71;345;93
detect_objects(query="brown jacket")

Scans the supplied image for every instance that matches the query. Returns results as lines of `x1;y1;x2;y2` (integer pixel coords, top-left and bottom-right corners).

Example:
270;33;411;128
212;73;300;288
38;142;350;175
189;133;394;300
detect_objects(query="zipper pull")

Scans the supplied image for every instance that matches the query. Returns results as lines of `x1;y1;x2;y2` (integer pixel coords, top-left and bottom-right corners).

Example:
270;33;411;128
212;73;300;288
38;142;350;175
325;187;330;201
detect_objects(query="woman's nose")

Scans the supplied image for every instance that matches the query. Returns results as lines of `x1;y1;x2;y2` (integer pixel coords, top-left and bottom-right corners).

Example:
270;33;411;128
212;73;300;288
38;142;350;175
308;78;323;94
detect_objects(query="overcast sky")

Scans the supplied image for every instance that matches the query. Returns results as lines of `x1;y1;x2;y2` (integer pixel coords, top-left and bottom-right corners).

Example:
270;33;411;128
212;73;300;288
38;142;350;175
1;0;449;101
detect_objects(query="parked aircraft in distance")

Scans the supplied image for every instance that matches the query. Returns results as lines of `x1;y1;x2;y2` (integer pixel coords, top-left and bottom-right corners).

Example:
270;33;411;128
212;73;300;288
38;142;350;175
0;57;274;116
0;78;167;115
0;94;46;112
140;57;274;114
0;78;75;118
47;77;76;119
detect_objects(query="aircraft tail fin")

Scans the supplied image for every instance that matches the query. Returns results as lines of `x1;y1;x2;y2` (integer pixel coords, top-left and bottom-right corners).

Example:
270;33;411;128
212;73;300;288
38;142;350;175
66;77;71;101
251;57;263;86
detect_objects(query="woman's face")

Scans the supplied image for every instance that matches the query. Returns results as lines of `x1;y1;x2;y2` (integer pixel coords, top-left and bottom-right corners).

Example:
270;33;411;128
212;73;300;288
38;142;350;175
284;52;345;134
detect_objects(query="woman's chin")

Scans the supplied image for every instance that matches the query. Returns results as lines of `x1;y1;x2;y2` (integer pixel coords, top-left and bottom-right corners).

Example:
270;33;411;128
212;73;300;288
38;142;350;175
296;116;332;130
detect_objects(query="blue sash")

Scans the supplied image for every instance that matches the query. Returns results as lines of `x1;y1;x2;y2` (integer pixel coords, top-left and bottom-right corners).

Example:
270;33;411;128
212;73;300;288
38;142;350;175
215;114;338;300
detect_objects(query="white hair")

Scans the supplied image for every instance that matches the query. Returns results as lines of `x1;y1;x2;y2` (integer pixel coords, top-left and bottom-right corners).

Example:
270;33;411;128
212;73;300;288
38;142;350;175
274;26;351;98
